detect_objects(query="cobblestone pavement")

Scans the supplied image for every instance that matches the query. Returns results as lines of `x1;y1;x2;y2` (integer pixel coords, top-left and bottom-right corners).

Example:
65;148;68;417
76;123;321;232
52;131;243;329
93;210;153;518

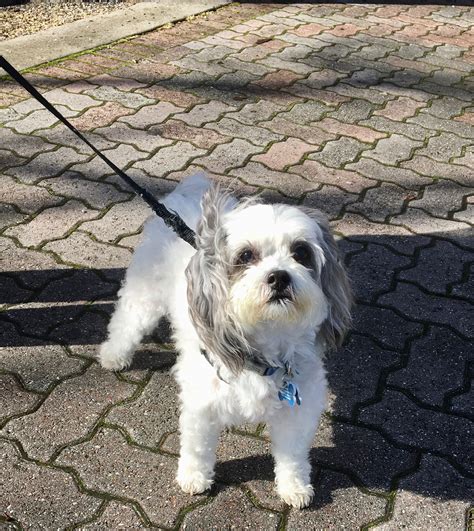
1;3;473;529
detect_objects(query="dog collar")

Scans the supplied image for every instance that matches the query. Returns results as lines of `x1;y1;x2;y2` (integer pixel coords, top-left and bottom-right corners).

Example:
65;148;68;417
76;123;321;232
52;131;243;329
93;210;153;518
200;349;301;407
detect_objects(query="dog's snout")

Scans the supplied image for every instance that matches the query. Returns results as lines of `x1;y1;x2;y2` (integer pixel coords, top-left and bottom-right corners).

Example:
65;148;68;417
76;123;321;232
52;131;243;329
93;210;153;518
267;270;291;291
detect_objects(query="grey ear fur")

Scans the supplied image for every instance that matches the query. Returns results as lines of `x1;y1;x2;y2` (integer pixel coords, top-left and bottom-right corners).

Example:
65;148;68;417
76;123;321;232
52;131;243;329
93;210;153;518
301;207;353;349
185;185;250;375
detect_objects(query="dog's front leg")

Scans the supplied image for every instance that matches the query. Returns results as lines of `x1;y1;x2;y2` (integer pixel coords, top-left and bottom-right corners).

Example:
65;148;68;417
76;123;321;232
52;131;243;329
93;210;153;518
269;400;324;509
177;405;221;495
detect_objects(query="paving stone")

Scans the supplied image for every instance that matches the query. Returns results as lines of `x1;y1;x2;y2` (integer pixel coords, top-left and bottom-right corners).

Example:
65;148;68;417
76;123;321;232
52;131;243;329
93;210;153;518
391;208;471;246
0;322;85;393
78;197;149;244
84;85;154;108
134;141;206;176
226;100;285;125
399;240;471;295
194;139;261;174
57;427;198;527
313;416;417;490
0;203;26;228
136;84;205;109
365;134;423;165
208;117;282;147
184;486;278;529
388;327;471;407
347;183;410;222
117;101;182;129
376;454;473;531
402;156;473;188
172;101;233;128
453;203;474;224
359;389;473;473
291;160;376;193
333;213;430;255
0;175;62;215
309;137;371;168
352;304;424;350
106;371;179;448
348;243;412;302
302;185;358;220
379;280;473;337
253;137;316;170
408;179;469;218
0;128;56;159
260;116;336;146
279;101;330;124
40;172;130;210
326;334;400;417
5;200;97;248
80;501;145;529
0;149;27;172
287;469;386;530
6;147;89;185
5;107;77;134
0;374;39;423
2;365;134;461
373;96;427;120
35;125;116;155
450;388;474;417
408;112;474;139
328;98;375;123
346;157;432;189
69;102;134;131
316;117;387;143
44;231;131;269
229;161;317;198
415;132;469;162
0;440;102;528
359;116;436;141
155;120;231;150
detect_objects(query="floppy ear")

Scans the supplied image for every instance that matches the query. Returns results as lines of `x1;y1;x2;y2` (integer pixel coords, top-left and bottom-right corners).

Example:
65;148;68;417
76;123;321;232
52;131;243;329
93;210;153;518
185;185;249;375
302;208;353;349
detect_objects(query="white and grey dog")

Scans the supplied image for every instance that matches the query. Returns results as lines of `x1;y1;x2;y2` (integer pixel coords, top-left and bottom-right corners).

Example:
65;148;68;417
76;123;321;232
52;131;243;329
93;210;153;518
99;174;352;508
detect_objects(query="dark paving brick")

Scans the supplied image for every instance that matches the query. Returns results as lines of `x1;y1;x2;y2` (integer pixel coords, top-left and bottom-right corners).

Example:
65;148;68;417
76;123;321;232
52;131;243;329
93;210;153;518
352;304;424;351
326;334;400;418
378;282;473;338
302;185;358;221
80;501;145;529
408;178;471;218
377;455;473;530
347;183;409;222
388;326;472;407
359;390;474;473
313;416;417;490
399;240;472;296
450;388;474;417
2;366;135;461
347;244;412;303
0;440;101;529
57;427;199;527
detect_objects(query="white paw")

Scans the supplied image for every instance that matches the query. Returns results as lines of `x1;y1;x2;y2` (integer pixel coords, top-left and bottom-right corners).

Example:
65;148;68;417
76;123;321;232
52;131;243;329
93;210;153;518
277;481;314;509
98;342;131;371
177;468;213;495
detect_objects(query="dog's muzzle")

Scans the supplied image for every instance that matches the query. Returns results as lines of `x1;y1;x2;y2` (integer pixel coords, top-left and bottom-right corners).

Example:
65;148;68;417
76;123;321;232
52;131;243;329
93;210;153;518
267;270;293;303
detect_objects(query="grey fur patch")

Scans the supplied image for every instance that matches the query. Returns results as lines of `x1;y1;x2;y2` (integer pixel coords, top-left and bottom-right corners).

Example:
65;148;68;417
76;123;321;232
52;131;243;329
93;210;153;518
185;185;253;375
300;207;353;349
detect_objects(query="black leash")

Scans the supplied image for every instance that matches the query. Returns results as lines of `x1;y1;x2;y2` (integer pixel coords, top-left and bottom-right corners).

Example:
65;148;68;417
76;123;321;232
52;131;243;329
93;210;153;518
0;55;197;249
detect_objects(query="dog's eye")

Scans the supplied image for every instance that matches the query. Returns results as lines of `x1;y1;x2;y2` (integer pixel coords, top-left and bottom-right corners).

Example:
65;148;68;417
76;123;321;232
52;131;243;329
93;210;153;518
292;243;312;266
236;249;255;265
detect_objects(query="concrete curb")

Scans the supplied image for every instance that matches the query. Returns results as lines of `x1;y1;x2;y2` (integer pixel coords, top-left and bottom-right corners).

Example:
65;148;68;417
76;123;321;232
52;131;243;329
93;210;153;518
0;0;231;71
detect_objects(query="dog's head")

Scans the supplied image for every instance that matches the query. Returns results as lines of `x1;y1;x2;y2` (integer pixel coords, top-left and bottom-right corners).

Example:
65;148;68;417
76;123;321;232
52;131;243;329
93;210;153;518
185;185;352;374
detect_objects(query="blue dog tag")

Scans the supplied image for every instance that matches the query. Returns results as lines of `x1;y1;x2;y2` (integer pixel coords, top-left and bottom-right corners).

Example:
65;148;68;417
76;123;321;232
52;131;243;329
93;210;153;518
278;381;301;407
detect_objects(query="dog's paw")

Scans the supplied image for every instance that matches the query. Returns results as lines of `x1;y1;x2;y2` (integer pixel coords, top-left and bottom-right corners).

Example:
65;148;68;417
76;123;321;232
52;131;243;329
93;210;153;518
98;342;131;371
277;481;314;509
177;468;213;495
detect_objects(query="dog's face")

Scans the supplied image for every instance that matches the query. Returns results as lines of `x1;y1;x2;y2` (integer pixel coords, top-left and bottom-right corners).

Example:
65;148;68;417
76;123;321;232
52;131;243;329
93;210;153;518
225;203;328;330
186;187;352;374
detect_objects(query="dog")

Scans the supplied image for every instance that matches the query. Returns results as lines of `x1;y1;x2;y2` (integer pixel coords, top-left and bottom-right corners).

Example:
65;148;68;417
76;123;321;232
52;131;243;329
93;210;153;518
99;174;352;508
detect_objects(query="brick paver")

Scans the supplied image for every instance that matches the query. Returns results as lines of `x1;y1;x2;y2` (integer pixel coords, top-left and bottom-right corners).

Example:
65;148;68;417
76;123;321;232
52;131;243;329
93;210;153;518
1;3;472;529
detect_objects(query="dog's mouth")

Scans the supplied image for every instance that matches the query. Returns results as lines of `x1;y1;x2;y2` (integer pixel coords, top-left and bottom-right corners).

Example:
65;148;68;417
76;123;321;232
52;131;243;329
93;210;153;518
268;292;293;304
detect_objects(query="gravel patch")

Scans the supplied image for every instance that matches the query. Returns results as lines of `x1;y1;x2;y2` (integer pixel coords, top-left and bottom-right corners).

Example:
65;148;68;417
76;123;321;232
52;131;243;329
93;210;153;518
1;0;143;41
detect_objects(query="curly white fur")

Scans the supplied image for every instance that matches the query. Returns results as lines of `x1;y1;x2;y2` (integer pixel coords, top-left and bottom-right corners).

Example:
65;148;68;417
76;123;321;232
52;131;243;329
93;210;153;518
99;174;351;508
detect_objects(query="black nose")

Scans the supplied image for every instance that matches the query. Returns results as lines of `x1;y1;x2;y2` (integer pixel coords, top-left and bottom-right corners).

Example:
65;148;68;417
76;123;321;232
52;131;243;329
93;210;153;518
267;270;291;292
